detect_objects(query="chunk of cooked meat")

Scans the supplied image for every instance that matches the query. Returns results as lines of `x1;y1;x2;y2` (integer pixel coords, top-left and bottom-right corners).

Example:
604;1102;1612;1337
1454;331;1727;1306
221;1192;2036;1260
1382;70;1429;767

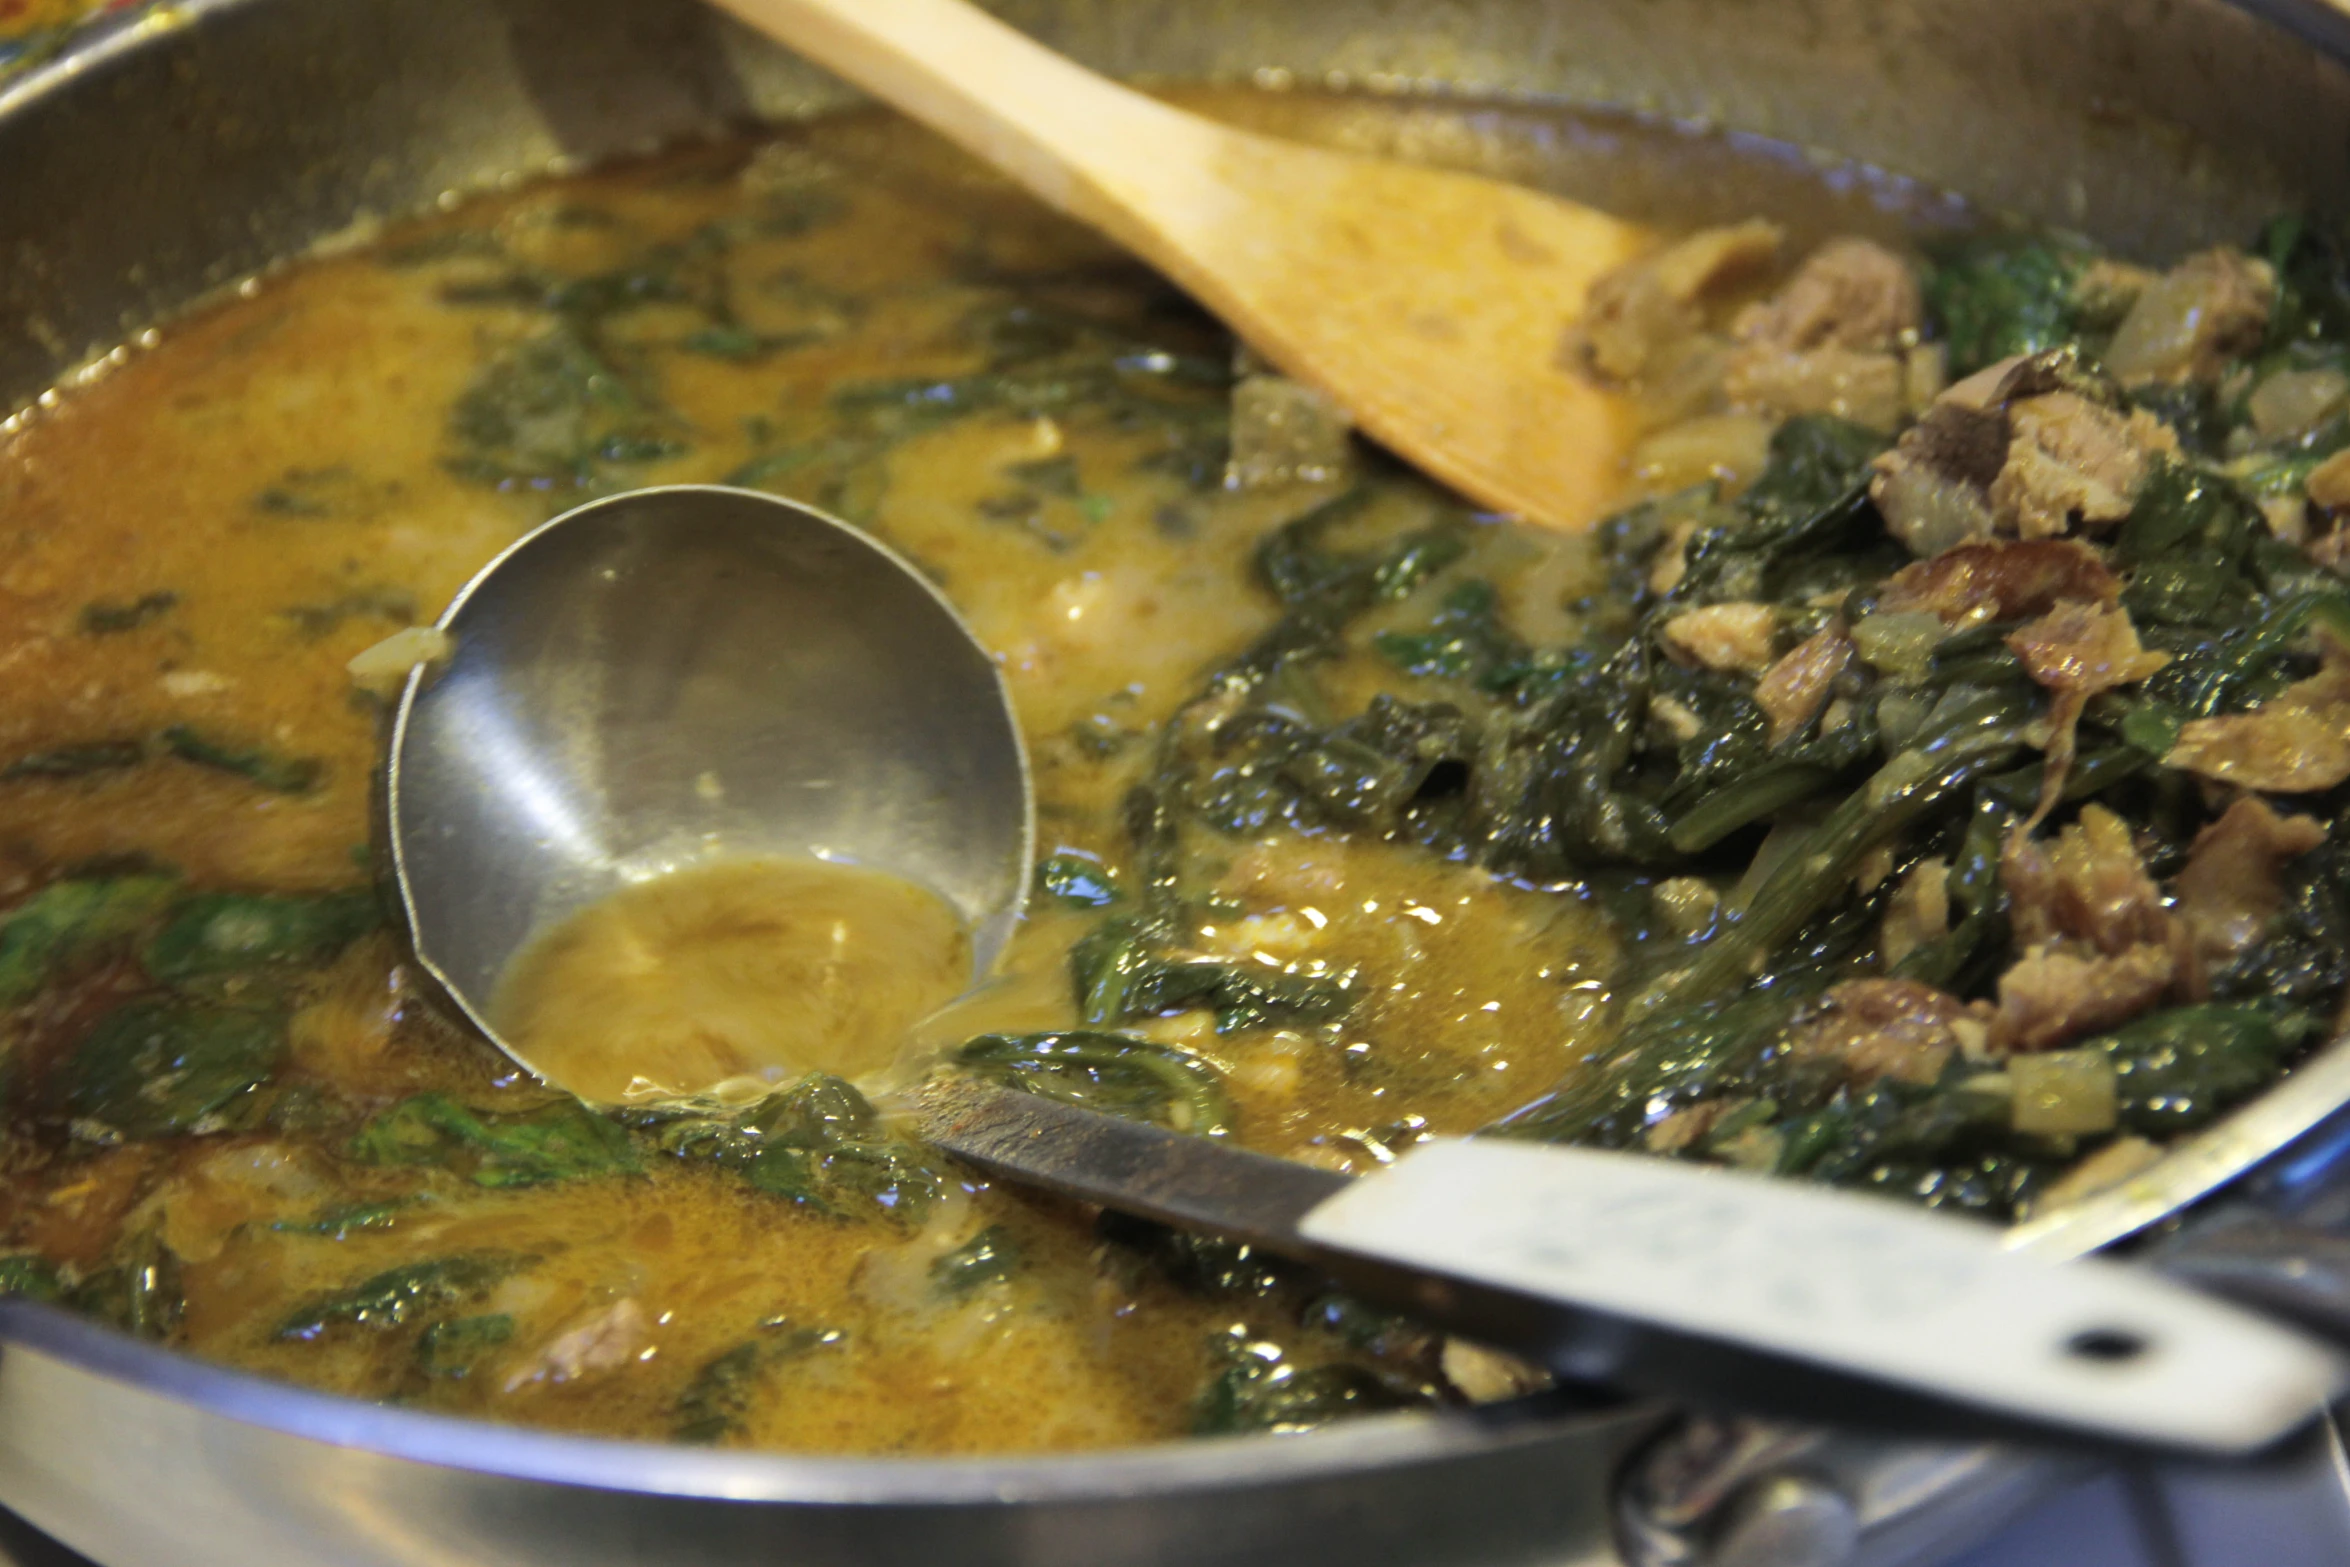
2001;807;2171;956
1869;351;2176;553
1991;942;2176;1054
1647;514;1702;595
2102;248;2277;385
1988;392;2177;538
2166;652;2350;792
1732;238;1922;353
1875;538;2119;627
1713;238;1927;430
1879;857;1951;971
1659;602;1779;673
1568;220;1784;383
1753;621;1854;745
1783;978;1986;1086
2173;797;2328;963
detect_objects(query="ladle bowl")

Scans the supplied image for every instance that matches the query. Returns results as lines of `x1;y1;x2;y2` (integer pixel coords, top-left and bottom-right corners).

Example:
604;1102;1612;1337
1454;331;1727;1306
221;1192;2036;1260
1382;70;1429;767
383;484;1033;1089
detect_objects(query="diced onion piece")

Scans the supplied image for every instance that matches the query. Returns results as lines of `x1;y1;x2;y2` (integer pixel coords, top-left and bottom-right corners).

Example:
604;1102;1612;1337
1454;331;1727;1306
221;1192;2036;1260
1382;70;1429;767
346;625;454;698
2008;1049;2118;1136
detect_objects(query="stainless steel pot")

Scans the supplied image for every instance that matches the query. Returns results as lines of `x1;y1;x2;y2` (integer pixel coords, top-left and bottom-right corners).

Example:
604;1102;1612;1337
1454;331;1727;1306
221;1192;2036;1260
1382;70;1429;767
8;2;2350;1563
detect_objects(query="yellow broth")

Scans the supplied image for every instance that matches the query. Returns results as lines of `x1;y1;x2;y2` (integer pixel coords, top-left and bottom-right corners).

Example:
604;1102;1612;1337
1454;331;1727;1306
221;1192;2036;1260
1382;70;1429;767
0;93;1969;1452
493;858;974;1104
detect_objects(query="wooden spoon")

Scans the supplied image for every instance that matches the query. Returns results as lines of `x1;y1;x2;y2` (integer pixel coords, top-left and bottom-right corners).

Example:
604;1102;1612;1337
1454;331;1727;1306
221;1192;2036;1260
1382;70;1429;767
702;0;1649;529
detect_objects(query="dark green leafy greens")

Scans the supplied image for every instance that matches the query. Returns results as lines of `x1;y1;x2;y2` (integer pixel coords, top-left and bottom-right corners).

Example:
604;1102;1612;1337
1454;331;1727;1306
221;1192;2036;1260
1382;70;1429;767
350;1092;641;1188
673;1316;845;1443
62;1000;286;1139
276;1255;521;1340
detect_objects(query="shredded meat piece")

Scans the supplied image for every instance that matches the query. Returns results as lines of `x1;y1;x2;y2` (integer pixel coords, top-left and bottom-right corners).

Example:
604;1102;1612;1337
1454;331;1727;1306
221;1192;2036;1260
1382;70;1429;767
2166;652;2350;792
2001;808;2171;956
2103;248;2277;385
2174;797;2327;964
1879;857;1951;971
2005;602;2169;821
1568;220;1784;383
1988;392;2177;538
2006;602;2169;696
1733;238;1922;353
1991;942;2175;1054
1647;515;1701;596
1991;808;2181;1053
1754;622;1854;745
1660;602;1778;673
1784;978;1986;1086
502;1298;649;1392
1875;538;2118;627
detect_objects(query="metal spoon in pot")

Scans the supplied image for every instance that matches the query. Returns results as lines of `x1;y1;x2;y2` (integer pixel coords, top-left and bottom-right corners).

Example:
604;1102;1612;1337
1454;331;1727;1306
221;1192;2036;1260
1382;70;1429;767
383;484;2341;1459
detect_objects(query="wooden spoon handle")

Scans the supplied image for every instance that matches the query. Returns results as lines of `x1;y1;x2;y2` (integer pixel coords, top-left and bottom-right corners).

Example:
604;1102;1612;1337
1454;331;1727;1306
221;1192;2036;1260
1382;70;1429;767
702;0;1210;251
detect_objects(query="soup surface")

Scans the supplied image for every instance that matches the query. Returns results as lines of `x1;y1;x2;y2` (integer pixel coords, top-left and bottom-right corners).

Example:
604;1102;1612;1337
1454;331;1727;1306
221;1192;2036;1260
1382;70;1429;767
3;89;2348;1454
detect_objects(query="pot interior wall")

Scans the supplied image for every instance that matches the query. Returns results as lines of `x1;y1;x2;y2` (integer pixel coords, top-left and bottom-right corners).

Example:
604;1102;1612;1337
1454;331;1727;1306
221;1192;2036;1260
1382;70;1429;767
4;0;2350;410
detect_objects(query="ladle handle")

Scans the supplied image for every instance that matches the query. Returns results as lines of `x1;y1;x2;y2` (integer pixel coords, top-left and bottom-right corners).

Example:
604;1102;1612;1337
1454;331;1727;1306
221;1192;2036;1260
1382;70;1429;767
699;0;1217;257
922;1081;2342;1457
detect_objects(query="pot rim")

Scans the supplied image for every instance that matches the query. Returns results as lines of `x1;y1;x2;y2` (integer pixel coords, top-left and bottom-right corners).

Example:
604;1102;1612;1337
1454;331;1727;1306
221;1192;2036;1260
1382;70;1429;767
0;1299;1648;1501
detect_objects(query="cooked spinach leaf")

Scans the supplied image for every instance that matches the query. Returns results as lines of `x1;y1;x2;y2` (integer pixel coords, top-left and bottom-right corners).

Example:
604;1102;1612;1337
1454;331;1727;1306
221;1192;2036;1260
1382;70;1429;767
61;999;286;1138
0;873;178;1005
159;726;324;794
1192;1334;1422;1436
930;1226;1020;1296
78;591;177;635
0;1254;62;1301
276;1254;519;1341
349;1092;640;1187
2089;1005;2317;1136
69;1230;182;1340
445;323;685;489
1924;240;2089;375
628;1074;939;1220
1;740;149;781
143;891;377;981
673;1316;845;1443
1034;851;1120;908
415;1312;515;1378
956;1031;1236;1137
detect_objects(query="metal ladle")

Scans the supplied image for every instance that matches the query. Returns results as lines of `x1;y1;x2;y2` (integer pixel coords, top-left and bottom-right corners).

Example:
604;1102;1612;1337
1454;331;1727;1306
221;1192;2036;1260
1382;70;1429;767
383;485;2340;1460
384;483;1033;1081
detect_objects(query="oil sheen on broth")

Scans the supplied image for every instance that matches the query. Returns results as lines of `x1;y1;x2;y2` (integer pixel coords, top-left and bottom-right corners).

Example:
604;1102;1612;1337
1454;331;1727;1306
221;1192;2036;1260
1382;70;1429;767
493;858;971;1103
0;91;1972;1454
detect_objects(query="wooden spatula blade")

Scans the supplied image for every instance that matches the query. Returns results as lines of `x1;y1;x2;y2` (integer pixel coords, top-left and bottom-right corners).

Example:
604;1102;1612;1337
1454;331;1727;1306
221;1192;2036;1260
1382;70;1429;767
706;0;1649;529
1166;136;1648;528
